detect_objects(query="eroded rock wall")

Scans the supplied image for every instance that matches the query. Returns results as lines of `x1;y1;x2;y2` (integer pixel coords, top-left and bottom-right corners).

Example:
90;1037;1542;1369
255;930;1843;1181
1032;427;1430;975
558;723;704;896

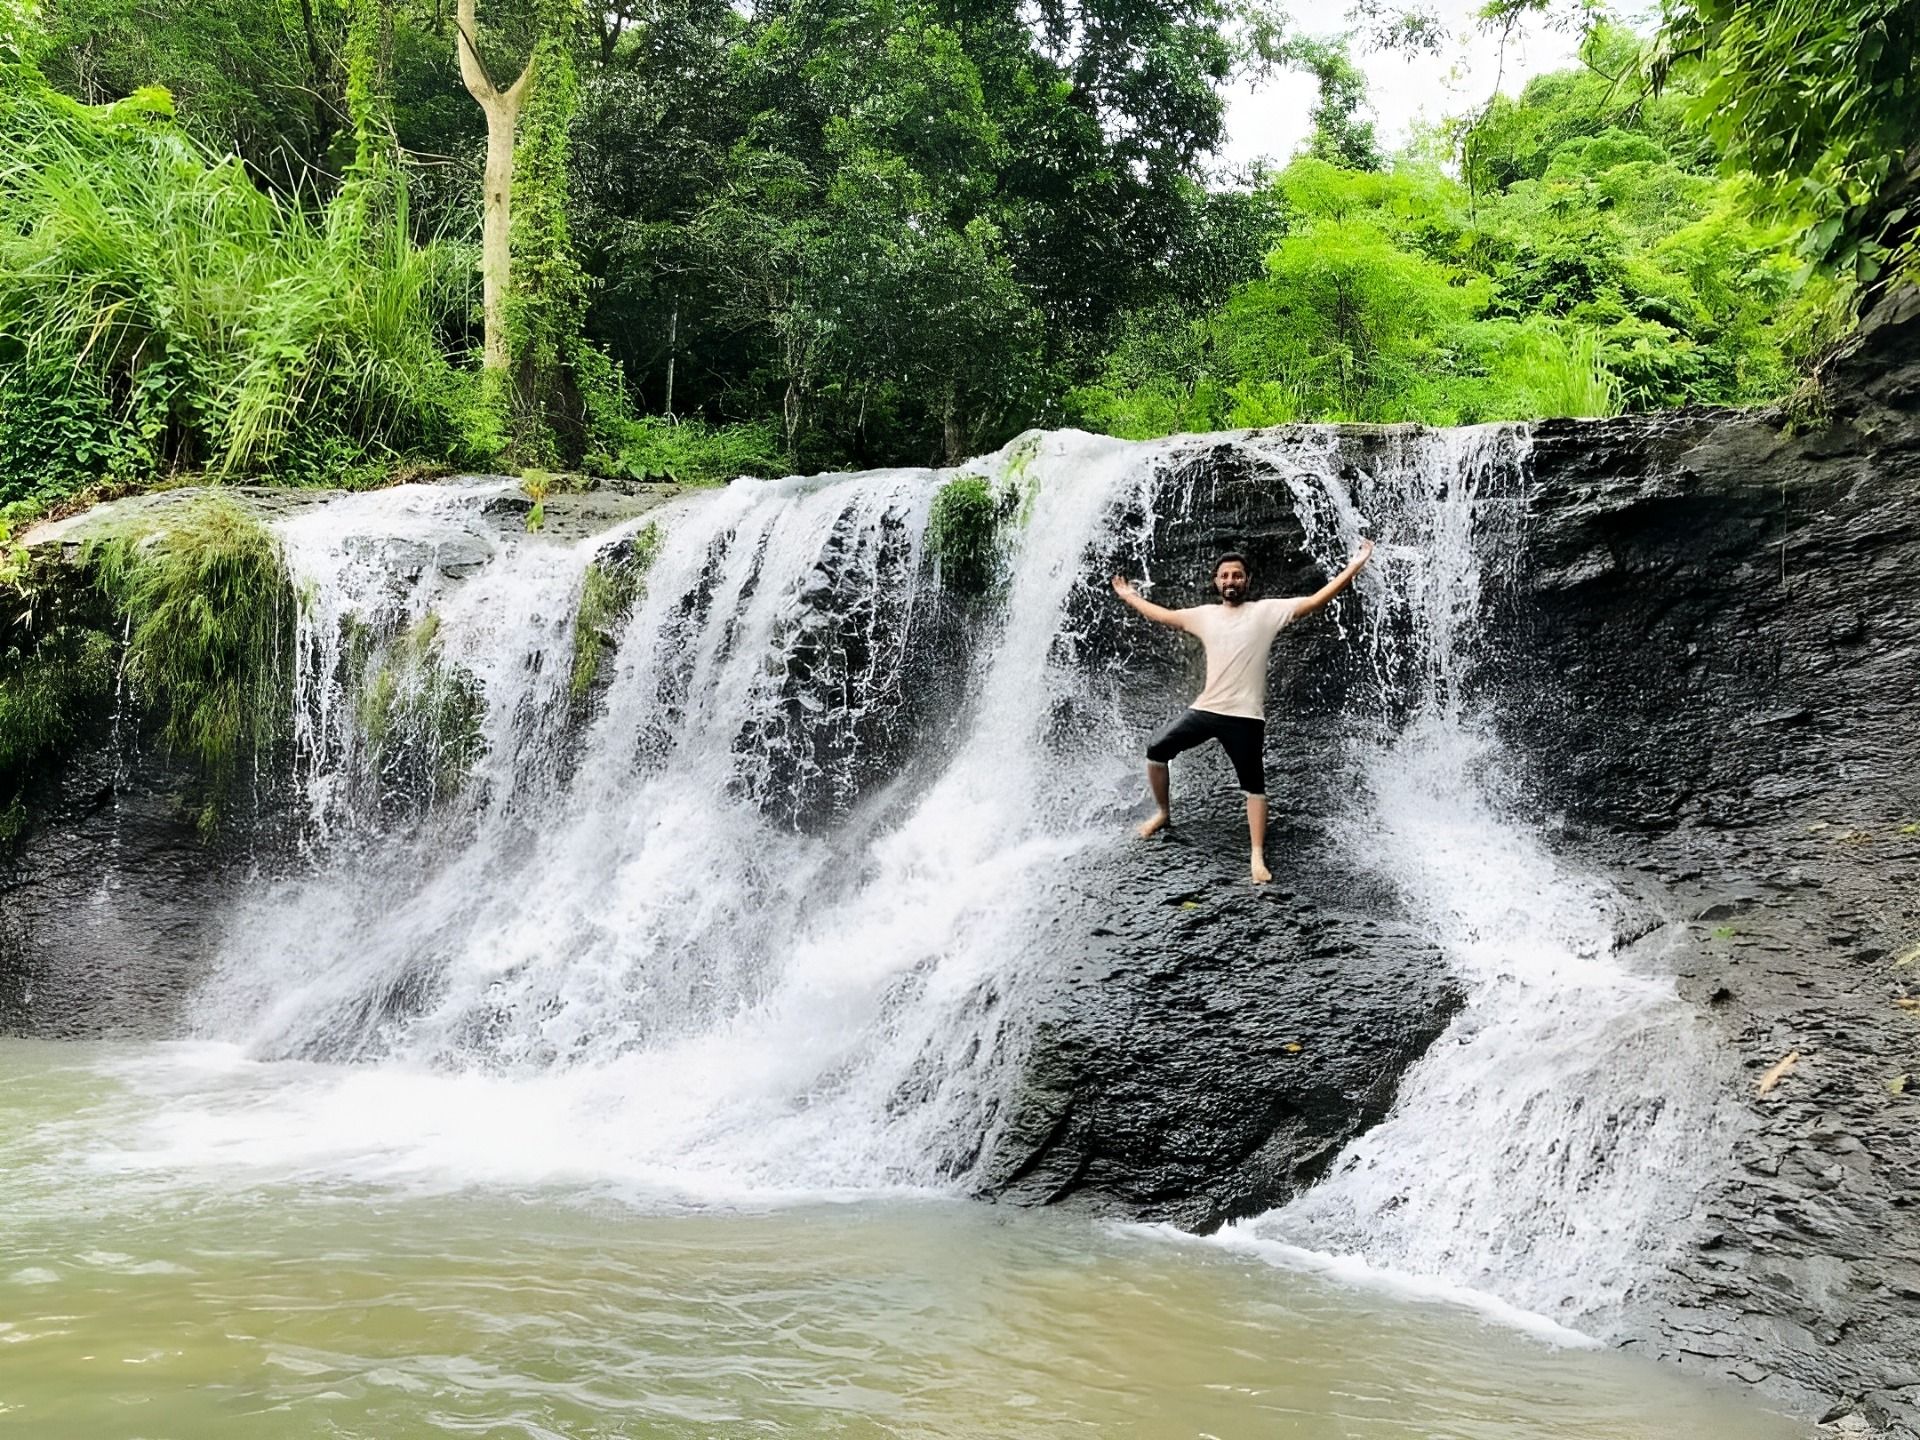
1503;289;1920;1435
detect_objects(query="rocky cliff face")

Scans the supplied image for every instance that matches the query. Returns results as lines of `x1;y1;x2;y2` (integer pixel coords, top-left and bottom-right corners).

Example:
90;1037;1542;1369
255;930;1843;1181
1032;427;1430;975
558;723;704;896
1495;289;1920;1436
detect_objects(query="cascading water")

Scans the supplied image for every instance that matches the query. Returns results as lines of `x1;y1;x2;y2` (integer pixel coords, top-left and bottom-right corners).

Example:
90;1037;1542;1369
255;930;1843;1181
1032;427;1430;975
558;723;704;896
1219;425;1731;1330
172;426;1721;1331
189;436;1157;1197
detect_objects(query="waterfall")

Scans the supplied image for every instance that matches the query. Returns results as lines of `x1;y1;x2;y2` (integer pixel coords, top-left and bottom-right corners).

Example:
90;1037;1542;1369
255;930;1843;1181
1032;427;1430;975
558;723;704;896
195;436;1154;1195
1222;425;1730;1330
181;427;1720;1327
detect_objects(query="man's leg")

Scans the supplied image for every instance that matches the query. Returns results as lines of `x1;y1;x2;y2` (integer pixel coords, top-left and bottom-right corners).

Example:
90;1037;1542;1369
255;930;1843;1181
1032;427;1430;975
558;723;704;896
1141;761;1172;838
1246;793;1270;884
1141;711;1209;838
1218;717;1271;883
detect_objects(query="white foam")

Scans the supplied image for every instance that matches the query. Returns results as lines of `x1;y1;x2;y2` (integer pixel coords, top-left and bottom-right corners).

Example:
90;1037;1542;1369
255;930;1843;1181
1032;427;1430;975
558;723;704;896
1125;1221;1600;1349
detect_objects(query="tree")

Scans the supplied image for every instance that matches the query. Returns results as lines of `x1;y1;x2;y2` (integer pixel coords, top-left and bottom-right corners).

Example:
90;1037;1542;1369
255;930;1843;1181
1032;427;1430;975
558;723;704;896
1469;1;1918;285
1658;0;1920;286
453;0;541;372
1282;35;1382;171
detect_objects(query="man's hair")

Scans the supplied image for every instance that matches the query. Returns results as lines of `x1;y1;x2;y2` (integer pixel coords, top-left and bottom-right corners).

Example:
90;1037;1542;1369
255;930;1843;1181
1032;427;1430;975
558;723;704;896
1213;551;1249;574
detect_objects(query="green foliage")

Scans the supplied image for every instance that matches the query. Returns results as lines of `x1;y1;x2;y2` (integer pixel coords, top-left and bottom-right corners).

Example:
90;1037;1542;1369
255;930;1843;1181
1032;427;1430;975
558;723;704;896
521;469;554;533
1072;34;1854;438
0;73;491;517
1661;0;1920;286
1279;35;1381;171
591;417;782;485
6;0;1901;492
569;521;660;703
1467;25;1709;194
0;532;116;844
0;626;113;778
0;617;115;843
1781;375;1836;438
564;0;1259;468
81;494;293;831
926;475;1014;596
507;5;593;465
29;0;354;197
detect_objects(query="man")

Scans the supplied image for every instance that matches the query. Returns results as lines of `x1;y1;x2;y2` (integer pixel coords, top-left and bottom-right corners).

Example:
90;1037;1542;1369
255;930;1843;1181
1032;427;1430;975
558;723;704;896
1112;542;1374;883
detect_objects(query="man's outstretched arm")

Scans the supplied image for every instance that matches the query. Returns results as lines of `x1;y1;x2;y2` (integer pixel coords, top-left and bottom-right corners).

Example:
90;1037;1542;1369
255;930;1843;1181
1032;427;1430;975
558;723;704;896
1294;539;1375;616
1112;575;1190;630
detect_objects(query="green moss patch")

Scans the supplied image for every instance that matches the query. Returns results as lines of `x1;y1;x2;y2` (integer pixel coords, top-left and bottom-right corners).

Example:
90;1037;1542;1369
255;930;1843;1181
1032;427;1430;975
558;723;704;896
569;522;663;706
926;475;1017;597
352;610;486;805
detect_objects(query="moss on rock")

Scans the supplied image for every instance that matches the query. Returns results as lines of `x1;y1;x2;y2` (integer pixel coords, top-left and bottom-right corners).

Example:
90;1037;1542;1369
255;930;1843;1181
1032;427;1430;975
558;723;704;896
353;610;486;806
569;520;661;706
80;493;295;833
926;474;1016;597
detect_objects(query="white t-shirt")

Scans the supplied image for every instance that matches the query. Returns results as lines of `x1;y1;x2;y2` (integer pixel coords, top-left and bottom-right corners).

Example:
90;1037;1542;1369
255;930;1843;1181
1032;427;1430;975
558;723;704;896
1181;598;1304;720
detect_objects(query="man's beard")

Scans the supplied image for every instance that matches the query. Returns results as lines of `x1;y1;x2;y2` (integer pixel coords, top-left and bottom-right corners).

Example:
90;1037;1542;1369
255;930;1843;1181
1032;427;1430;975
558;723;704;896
1218;583;1246;604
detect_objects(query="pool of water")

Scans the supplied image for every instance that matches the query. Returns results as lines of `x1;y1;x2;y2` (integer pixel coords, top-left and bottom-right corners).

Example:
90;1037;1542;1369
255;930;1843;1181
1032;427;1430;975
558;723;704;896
0;1041;1807;1439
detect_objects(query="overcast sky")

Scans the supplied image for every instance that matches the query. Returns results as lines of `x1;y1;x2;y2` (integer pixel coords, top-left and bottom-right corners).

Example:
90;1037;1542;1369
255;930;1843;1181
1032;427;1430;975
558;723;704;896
1216;2;1599;172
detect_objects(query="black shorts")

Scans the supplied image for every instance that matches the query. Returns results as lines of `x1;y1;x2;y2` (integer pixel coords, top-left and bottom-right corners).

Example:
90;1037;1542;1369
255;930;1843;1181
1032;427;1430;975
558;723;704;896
1145;709;1266;796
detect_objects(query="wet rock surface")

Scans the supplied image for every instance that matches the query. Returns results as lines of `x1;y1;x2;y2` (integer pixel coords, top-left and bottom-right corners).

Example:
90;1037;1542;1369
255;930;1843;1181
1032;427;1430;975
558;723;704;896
983;810;1459;1230
0;737;281;1036
1502;287;1920;1435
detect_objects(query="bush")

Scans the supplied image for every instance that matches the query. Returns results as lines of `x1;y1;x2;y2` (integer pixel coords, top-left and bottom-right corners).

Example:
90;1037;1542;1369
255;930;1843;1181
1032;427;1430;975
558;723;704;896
0;77;491;516
926;475;1014;596
82;493;293;830
591;416;784;486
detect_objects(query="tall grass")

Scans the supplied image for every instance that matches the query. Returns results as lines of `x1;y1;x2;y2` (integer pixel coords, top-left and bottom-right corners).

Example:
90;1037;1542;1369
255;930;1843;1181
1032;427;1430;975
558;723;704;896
0;79;489;507
1512;326;1626;419
83;494;293;830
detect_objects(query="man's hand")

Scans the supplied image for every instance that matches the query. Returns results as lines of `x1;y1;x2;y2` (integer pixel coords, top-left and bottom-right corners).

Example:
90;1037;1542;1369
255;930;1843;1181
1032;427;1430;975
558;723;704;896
1110;573;1186;630
1295;536;1377;616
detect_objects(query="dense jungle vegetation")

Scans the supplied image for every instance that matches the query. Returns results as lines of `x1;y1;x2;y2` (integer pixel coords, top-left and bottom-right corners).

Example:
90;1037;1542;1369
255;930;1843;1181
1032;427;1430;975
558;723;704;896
0;0;1914;524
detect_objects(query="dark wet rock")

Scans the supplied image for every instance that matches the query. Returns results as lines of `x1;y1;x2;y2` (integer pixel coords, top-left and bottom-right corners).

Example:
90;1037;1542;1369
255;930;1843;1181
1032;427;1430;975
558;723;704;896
733;486;971;831
1494;284;1920;1437
981;815;1459;1230
535;481;683;543
0;733;289;1036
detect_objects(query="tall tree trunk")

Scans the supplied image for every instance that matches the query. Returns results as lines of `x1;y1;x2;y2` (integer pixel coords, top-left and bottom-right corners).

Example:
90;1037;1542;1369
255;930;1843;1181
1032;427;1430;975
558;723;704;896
942;380;963;465
297;0;337;189
663;300;678;418
477;94;523;371
455;0;534;372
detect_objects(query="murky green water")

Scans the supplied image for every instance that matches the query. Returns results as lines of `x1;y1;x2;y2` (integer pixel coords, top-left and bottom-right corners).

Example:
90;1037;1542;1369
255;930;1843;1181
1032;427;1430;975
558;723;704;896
0;1042;1806;1439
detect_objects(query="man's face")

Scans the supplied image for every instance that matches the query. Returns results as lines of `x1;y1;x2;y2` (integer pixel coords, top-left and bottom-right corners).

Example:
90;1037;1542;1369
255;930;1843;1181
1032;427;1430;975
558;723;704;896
1213;561;1249;604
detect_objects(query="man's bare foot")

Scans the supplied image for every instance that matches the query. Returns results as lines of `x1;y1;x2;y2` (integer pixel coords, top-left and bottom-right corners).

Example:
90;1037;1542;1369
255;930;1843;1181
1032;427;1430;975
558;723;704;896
1250;854;1272;884
1137;810;1171;839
